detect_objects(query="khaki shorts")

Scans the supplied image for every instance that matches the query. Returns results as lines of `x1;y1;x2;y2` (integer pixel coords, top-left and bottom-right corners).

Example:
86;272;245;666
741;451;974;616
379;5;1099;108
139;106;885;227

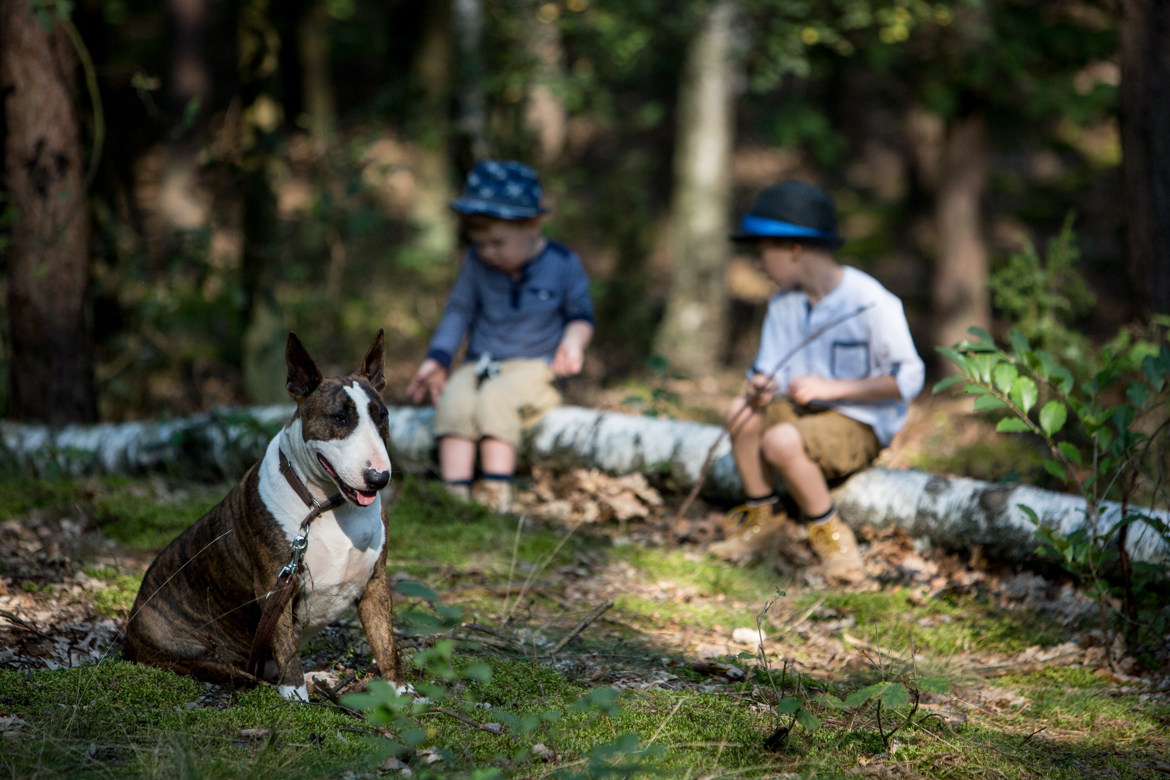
763;399;881;481
433;358;561;447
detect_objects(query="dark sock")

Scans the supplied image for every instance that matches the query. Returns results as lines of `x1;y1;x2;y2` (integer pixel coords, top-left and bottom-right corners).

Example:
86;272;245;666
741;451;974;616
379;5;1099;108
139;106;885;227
746;492;778;508
802;505;837;525
481;473;513;483
443;479;473;487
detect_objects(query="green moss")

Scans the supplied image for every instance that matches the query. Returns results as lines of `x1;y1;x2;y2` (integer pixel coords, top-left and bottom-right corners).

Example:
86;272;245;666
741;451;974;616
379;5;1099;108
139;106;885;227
910;434;1050;485
384;478;583;577
84;567;143;618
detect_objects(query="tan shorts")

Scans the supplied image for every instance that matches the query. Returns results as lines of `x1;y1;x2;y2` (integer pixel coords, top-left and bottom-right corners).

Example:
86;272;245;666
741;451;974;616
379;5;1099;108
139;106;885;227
433;358;562;447
763;399;881;481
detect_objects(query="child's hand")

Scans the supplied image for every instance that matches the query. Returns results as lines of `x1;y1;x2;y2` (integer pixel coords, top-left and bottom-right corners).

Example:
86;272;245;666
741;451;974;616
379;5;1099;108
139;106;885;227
746;374;777;408
788;375;841;405
552;341;584;376
406;359;448;405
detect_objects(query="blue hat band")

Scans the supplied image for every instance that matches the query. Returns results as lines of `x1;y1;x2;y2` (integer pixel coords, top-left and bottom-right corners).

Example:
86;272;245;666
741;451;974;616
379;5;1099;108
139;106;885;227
740;214;837;241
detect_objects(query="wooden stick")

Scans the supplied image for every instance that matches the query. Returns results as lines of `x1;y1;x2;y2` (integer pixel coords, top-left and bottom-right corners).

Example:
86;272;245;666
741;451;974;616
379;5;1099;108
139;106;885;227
547;600;615;655
673;303;874;522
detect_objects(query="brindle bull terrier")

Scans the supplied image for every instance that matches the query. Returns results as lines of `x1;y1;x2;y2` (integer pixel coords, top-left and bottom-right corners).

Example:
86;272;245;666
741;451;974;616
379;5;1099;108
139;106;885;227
124;330;405;700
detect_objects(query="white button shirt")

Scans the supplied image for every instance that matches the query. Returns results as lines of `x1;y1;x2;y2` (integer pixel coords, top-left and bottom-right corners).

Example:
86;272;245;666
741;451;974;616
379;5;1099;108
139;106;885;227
750;267;925;446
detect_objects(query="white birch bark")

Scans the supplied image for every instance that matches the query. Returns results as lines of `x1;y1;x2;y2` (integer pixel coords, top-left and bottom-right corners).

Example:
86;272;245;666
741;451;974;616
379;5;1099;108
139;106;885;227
1;405;1165;565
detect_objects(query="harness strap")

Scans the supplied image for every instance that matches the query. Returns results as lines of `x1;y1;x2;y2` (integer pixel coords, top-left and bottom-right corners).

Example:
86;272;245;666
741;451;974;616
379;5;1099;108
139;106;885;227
247;449;344;679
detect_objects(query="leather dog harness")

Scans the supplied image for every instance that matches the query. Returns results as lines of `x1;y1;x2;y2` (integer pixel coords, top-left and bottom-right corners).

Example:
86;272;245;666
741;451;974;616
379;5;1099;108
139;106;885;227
247;449;344;679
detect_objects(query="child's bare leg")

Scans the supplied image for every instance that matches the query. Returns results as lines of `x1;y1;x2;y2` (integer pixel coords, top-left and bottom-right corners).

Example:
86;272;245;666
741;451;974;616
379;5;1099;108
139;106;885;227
474;438;515;512
439;436;476;482
760;423;831;515
760;423;861;581
479;438;515;475
727;397;772;497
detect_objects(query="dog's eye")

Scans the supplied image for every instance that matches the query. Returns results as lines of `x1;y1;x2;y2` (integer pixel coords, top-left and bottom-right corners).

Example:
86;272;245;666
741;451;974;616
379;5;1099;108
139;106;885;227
332;413;348;425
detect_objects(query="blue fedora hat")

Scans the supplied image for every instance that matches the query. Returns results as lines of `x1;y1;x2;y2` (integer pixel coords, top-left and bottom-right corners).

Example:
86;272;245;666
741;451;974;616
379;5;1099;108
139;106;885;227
731;181;845;248
450;160;548;220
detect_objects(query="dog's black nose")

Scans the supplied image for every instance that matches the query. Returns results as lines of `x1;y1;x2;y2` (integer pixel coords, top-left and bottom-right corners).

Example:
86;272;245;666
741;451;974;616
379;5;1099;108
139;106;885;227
363;468;390;490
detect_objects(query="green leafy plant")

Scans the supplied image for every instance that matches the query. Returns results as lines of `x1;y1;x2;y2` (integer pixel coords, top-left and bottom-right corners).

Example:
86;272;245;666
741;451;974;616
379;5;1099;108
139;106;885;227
822;634;950;751
342;581;660;778
935;326;1170;654
989;213;1096;379
747;590;822;753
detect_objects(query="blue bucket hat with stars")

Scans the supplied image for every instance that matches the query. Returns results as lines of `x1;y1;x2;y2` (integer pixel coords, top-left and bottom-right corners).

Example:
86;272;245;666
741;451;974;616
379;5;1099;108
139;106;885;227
450;160;548;220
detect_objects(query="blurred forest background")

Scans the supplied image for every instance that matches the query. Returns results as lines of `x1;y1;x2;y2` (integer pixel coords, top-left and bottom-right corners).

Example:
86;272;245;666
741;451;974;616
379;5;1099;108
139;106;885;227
1;0;1165;428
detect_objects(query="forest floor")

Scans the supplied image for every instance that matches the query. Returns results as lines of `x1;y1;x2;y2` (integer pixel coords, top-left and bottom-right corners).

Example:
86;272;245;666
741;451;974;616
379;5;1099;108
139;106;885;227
1;456;1168;779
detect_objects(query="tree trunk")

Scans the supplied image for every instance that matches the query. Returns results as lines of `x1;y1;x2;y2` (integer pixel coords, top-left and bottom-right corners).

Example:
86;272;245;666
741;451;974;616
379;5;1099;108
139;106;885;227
453;0;488;162
238;0;286;403
1119;0;1170;315
297;0;336;153
410;0;457;263
932;111;991;357
653;0;736;377
0;0;97;424
524;2;566;166
3;405;1167;566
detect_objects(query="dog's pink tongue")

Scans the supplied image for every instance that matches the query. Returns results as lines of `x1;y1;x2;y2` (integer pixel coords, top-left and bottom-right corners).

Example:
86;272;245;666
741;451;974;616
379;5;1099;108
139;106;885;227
355;490;377;507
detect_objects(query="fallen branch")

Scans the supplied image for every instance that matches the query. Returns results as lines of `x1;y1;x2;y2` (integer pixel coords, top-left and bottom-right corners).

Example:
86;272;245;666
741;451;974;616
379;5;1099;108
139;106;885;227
547;600;614;655
0;609;52;641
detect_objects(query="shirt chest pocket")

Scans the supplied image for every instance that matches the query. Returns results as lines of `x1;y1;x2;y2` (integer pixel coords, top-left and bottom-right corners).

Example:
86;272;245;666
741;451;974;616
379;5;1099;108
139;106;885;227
527;287;561;308
831;341;870;380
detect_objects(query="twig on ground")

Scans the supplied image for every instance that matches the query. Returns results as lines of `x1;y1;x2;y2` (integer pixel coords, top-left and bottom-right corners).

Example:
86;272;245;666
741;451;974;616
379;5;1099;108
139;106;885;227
423;707;520;741
0;610;52;641
547;600;614;655
646;698;685;747
310;679;367;719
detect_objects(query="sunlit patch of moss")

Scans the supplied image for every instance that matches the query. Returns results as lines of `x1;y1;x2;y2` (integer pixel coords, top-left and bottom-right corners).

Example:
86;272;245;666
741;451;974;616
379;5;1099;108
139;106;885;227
613;545;780;603
93;487;223;550
385;477;583;577
910;434;1051;485
85;567;143;618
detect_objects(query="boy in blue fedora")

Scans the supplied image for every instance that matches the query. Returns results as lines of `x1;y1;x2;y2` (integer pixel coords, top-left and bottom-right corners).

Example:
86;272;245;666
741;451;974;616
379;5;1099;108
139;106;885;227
709;181;924;583
407;161;594;512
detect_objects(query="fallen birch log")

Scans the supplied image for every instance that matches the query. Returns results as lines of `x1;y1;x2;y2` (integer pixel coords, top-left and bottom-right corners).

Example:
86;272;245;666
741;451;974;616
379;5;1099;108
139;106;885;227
0;404;1166;566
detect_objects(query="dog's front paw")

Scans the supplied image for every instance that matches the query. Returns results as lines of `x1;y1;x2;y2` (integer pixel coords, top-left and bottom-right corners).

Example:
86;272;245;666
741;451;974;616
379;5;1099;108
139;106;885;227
278;684;309;702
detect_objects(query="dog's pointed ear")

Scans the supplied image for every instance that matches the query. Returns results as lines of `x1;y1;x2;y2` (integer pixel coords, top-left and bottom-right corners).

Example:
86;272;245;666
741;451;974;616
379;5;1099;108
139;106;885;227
359;328;386;393
286;332;323;400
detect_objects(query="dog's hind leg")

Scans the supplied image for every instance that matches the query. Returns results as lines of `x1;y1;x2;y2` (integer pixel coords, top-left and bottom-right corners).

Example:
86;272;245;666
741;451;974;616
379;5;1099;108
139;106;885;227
358;568;404;684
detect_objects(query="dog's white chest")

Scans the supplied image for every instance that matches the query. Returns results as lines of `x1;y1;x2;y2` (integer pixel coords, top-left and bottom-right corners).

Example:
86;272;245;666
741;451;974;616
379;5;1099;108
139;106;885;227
294;506;383;640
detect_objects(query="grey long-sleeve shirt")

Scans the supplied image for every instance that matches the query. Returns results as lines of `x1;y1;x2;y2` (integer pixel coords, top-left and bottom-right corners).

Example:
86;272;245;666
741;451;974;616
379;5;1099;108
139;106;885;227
424;241;595;370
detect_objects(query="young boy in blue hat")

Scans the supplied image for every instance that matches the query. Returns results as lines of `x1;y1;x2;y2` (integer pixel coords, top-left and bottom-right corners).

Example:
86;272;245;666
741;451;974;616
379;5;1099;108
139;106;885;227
407;161;594;512
709;181;924;583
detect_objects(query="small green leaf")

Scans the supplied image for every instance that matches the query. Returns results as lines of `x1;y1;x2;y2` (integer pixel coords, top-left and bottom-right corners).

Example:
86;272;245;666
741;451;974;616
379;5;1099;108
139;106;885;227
796;709;822;732
1039;400;1067;436
844;683;888;708
1056;442;1082;465
1051;366;1074;395
967;325;994;344
1043;459;1068;481
996;418;1032;433
1009;330;1030;357
963;383;992;396
464;662;493;683
973;395;1008;411
880;683;910;709
402;729;428;747
1017;504;1040;525
993;363;1019;394
736;652;756;659
1011;377;1038;414
776;697;802;715
395;581;439;602
918;677;951;694
932;375;965;393
821;693;845;709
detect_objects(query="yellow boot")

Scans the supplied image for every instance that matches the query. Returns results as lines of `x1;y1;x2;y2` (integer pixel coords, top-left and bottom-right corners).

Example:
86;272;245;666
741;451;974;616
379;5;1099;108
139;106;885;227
806;515;864;583
708;502;800;565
